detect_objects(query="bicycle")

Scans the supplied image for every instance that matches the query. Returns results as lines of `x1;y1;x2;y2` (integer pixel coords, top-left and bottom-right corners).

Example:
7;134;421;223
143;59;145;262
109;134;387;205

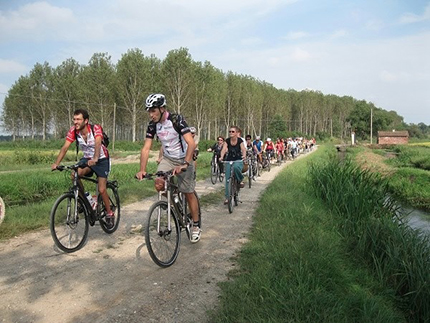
262;151;271;172
223;160;243;213
50;161;120;253
210;153;224;184
0;196;5;226
143;170;201;268
245;150;256;188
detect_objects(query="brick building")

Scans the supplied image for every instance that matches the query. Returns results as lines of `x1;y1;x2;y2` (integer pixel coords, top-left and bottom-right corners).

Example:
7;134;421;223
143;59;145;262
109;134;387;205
377;130;409;145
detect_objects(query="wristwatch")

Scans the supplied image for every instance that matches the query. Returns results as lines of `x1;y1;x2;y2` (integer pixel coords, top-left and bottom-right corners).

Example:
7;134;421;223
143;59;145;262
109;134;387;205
182;160;190;166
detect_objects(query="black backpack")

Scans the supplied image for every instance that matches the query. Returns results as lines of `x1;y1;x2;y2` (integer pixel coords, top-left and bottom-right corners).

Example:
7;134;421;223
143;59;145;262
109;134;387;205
75;124;109;157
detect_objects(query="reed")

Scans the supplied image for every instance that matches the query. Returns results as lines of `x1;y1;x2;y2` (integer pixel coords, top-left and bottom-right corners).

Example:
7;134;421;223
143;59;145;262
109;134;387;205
307;147;430;322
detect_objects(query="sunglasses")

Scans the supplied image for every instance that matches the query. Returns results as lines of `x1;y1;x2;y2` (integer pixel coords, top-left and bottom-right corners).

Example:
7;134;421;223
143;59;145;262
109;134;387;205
229;130;236;133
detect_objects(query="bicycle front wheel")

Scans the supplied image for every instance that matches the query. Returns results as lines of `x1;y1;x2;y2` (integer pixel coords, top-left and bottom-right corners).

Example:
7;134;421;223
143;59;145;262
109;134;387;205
99;183;121;234
228;179;235;214
248;165;252;188
145;201;180;268
210;160;218;185
50;193;89;253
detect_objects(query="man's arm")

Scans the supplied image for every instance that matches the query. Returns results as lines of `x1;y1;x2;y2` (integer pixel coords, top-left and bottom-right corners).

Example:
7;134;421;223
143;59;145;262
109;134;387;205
51;140;72;170
220;142;228;161
136;138;153;180
182;132;196;164
88;136;102;166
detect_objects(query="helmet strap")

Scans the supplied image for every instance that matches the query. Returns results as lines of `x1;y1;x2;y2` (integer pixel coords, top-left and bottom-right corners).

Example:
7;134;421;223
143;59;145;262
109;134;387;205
157;107;165;123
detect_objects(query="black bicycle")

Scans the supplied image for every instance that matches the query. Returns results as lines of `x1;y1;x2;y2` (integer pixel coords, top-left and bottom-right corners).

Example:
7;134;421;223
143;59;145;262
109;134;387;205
223;160;243;213
50;162;120;253
210;153;224;184
245;150;256;188
143;170;201;268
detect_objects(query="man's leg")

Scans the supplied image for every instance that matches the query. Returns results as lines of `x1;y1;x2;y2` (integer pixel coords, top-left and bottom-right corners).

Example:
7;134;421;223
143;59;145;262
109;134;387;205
98;177;112;214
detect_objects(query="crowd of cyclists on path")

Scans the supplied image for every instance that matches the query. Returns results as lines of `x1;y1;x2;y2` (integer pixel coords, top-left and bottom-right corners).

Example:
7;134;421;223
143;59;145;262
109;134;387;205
52;92;316;246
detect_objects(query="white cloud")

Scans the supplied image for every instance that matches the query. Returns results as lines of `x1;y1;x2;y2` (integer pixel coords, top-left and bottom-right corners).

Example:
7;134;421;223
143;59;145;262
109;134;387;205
330;29;348;39
284;31;309;40
290;47;312;62
399;3;430;24
0;59;27;74
0;1;75;41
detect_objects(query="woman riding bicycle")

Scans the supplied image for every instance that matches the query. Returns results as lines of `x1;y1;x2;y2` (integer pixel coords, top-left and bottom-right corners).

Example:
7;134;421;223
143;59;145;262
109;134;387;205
207;136;225;174
220;126;247;205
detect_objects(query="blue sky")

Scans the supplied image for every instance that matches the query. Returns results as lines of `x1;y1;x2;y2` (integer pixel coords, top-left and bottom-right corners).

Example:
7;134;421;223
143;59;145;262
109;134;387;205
1;0;429;131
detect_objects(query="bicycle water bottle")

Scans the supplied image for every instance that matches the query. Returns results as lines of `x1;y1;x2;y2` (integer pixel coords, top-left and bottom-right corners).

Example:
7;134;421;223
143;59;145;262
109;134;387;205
85;192;97;210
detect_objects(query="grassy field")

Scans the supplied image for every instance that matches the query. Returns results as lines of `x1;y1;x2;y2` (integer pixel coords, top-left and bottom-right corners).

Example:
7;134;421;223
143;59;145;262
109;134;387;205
209;146;423;322
0;143;213;240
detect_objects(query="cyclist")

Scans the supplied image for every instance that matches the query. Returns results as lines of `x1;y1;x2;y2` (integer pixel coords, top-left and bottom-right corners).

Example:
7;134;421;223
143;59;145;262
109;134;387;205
51;109;115;228
275;138;285;161
135;93;201;243
252;135;263;164
220;126;247;205
263;138;275;163
208;136;225;174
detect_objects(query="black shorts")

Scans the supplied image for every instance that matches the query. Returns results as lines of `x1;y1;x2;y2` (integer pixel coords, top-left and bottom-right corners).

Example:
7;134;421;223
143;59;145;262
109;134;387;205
80;157;110;178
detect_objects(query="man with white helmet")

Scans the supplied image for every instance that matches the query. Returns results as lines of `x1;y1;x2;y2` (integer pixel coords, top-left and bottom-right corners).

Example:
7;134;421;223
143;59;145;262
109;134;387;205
136;93;201;243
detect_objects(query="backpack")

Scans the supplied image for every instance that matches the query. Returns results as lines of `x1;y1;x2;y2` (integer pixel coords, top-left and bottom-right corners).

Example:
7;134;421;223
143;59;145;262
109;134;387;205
75;124;109;157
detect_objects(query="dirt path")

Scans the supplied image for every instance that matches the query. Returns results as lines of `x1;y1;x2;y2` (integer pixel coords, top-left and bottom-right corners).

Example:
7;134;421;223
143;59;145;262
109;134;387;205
0;150;316;323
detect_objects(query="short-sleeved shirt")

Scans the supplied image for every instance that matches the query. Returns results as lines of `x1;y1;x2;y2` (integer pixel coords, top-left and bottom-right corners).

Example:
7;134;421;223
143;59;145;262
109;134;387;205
253;140;262;152
66;124;108;160
145;112;190;160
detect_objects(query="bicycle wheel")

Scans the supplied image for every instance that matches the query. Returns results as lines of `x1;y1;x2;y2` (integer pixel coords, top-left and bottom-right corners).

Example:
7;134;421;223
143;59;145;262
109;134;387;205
179;191;202;239
248;165;252;188
228;178;235;214
210;159;218;184
267;156;271;172
145;201;180;268
50;193;89;253
99;183;121;234
0;196;5;226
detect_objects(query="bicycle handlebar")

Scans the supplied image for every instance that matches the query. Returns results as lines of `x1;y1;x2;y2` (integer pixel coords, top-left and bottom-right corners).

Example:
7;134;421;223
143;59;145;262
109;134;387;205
53;161;88;172
135;167;188;180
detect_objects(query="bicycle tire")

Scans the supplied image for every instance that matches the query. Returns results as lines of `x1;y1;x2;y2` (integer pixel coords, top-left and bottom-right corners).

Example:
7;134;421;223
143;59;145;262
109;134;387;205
228;179;234;214
210;159;218;184
248;165;252;188
179;190;202;239
0;196;5;226
50;193;89;253
98;184;121;234
145;201;180;268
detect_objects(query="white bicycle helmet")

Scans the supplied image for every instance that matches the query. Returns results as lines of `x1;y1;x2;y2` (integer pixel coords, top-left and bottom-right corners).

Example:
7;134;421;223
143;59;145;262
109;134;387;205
267;138;272;142
145;93;166;110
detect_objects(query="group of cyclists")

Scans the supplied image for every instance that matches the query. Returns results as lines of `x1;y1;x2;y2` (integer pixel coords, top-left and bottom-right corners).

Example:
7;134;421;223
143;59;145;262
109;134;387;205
51;91;316;246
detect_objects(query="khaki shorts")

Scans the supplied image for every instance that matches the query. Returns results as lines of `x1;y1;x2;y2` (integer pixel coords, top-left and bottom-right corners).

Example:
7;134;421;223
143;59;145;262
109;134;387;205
158;156;195;193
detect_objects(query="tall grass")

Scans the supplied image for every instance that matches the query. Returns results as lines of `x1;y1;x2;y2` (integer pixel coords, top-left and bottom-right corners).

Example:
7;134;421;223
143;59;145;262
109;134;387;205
307;147;430;322
210;146;405;322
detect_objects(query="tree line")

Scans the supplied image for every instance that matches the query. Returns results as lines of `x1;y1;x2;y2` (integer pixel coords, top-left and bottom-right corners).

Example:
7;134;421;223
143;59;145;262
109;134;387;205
1;47;428;142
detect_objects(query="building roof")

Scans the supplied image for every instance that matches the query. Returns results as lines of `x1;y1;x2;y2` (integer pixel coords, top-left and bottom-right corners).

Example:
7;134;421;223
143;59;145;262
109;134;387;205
377;131;409;137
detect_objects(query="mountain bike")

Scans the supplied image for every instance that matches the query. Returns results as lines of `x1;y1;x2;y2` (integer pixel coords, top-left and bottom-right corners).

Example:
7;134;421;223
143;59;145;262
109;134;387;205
223;160;243;213
143;170;201;268
210;153;224;184
245;151;256;188
262;152;271;172
50;161;120;253
0;196;5;226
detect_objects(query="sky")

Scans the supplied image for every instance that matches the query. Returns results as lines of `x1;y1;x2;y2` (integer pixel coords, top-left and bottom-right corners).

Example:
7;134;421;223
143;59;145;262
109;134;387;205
1;0;430;133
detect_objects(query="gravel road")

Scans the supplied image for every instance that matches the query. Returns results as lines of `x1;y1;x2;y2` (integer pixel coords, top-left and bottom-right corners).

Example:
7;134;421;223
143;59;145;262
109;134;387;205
0;151;314;323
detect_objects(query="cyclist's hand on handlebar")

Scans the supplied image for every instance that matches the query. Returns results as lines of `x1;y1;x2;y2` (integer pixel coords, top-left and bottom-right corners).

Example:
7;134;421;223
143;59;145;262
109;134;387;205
172;164;187;175
135;171;147;181
51;163;58;171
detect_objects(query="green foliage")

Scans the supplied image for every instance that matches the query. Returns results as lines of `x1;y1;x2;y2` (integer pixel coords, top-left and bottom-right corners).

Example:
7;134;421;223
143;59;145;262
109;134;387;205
307;147;430;322
210;147;405;323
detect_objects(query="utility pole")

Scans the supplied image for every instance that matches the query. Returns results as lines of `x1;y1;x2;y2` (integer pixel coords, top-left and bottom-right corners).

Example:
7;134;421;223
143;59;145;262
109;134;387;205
370;107;373;144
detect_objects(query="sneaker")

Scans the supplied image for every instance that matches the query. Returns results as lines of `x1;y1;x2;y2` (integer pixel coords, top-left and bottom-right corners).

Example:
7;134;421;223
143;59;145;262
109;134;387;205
224;199;229;205
239;182;245;188
191;226;201;243
105;212;115;229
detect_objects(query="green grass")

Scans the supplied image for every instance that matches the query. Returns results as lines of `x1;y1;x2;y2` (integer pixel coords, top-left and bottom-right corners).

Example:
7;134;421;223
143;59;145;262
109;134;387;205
0;151;214;240
209;146;406;323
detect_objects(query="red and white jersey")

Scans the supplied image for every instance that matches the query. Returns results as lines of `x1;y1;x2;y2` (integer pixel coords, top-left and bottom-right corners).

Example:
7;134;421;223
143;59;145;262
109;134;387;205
66;124;109;159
